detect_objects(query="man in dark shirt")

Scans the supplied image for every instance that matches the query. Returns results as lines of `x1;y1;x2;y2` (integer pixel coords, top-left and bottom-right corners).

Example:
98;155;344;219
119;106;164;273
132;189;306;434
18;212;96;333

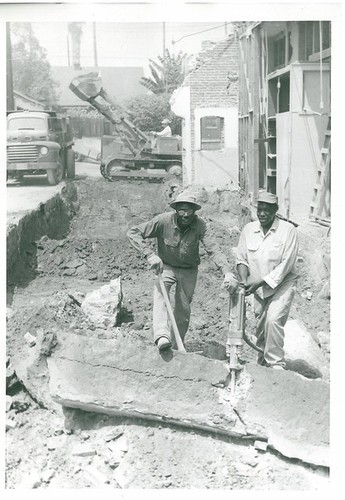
127;192;237;351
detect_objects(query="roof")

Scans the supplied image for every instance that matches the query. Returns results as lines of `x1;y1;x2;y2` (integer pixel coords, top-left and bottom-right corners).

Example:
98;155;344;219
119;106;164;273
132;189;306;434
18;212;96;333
13;91;45;107
51;66;146;107
7;110;55;118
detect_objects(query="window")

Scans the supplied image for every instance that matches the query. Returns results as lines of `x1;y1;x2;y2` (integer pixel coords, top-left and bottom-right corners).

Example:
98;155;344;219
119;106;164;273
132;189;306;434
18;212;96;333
49;117;62;132
7;116;46;131
200;116;224;150
299;21;331;60
273;36;286;69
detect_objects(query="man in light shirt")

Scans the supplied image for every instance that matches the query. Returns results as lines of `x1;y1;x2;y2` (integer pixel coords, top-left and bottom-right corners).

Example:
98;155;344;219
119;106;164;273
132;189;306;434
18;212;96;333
236;191;299;370
151;118;172;138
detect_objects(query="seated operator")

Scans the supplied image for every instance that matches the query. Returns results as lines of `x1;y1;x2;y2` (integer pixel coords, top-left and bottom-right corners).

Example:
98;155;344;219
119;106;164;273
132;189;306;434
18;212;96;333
151;118;172;138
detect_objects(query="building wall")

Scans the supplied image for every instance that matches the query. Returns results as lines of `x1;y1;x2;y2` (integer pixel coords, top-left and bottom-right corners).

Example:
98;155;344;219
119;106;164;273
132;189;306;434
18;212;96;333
185;34;239;188
193;107;238;188
169;86;192;187
238;21;331;220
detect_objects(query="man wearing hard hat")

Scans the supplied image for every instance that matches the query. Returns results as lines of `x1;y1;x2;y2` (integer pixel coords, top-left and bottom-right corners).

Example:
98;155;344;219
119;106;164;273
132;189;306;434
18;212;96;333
127;191;237;351
236;190;299;370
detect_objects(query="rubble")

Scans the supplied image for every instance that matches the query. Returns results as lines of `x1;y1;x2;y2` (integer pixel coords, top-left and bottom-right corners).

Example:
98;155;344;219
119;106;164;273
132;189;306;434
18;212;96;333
6;419;17;430
24;332;36;347
84;465;110;486
284;319;329;379
254;440;268;451
104;428;123;442
81;278;123;328
71;443;97;457
6;395;13;412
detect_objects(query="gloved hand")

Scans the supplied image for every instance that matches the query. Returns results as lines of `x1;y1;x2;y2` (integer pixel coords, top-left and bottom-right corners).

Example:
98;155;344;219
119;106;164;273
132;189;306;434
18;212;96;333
222;273;239;294
147;254;163;274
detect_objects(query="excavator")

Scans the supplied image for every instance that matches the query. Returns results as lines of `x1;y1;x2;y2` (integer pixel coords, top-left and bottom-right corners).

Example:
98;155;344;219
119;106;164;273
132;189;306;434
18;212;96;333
69;73;182;182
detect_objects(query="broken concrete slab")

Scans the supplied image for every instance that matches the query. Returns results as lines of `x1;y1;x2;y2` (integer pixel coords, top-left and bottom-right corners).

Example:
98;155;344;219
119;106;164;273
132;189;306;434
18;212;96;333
104;428;123;442
240;363;329;467
284;319;329;379
81;278;122;328
47;332;329;467
10;328;62;411
71;443;97;457
48;332;242;438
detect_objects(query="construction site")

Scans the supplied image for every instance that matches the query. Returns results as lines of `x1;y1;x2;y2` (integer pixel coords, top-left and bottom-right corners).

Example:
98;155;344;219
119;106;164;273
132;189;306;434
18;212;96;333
5;19;332;491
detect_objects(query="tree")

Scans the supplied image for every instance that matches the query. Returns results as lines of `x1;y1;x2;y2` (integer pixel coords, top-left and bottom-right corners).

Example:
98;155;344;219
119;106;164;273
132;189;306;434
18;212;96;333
140;49;187;95
125;93;181;135
11;23;59;106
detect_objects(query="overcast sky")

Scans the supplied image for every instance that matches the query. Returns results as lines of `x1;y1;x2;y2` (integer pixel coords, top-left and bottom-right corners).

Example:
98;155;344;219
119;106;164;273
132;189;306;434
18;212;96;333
31;22;233;73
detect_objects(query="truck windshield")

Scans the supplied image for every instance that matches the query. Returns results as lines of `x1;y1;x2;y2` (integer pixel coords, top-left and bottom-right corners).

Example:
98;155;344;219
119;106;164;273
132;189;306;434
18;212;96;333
7;117;46;131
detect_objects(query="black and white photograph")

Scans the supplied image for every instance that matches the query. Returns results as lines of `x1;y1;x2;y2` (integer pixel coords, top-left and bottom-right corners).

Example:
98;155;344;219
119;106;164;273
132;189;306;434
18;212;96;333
2;0;341;493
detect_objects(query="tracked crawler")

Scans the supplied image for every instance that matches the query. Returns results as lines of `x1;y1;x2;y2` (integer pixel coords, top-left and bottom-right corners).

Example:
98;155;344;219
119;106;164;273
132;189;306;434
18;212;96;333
69;73;182;182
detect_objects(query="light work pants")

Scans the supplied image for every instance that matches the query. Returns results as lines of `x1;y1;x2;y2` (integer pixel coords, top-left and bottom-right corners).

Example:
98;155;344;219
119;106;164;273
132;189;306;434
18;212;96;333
153;264;198;346
254;279;297;367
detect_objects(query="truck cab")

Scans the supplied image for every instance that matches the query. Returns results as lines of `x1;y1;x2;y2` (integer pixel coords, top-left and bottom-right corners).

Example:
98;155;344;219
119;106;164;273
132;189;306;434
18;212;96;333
7;110;75;185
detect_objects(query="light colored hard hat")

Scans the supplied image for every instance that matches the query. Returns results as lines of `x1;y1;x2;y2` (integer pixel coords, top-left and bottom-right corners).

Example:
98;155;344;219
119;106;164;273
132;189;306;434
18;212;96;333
170;192;201;211
257;190;278;204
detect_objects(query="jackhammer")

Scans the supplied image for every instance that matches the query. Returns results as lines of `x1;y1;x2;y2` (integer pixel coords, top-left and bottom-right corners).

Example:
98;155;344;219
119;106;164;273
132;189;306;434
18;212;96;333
226;286;263;393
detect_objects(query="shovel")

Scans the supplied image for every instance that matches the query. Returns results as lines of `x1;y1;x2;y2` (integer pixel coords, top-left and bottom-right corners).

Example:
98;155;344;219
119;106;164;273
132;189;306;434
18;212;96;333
158;273;186;353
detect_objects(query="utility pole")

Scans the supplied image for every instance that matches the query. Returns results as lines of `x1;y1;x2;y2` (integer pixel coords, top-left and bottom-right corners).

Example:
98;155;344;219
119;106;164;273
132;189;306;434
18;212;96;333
93;22;98;68
67;33;70;66
163;22;167;93
6;22;15;110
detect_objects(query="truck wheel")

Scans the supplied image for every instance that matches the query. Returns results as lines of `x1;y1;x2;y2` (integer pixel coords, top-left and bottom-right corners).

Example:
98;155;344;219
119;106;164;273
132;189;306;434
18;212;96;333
74;152;85;162
167;164;182;176
47;162;64;186
66;149;76;179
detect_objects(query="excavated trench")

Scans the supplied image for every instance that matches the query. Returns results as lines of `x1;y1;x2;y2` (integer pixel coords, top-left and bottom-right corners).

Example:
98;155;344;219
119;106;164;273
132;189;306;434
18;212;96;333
6;176;330;489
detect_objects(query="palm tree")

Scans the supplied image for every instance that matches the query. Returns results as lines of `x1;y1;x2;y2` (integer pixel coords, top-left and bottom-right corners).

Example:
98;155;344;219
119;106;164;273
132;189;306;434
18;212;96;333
140;49;187;95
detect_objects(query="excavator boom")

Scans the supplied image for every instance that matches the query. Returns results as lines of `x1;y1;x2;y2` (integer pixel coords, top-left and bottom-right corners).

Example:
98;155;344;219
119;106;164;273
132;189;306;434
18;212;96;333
69;72;182;182
69;73;149;154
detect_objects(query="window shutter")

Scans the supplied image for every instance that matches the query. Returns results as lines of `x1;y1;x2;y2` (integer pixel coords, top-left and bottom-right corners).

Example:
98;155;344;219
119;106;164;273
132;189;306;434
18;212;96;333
200;116;223;150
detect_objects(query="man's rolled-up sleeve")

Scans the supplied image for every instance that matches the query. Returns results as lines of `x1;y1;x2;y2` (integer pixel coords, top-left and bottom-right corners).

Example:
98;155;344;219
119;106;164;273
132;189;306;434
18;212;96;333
236;230;249;269
200;223;231;275
263;226;298;289
127;217;160;257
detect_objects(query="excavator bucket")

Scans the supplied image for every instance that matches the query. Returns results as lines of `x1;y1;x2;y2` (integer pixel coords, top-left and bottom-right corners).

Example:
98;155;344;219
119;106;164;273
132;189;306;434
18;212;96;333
69;72;103;102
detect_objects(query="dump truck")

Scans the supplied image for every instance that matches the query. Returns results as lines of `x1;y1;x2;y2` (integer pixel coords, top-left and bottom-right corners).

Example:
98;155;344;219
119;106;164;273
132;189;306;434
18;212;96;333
7;110;75;185
69;73;182;181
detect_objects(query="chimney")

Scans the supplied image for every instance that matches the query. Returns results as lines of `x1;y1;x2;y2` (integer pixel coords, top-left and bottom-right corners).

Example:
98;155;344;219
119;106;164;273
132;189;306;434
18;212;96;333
68;22;84;70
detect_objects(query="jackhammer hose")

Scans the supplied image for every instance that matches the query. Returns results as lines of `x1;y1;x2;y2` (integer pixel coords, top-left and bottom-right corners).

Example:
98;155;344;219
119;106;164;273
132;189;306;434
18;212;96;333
243;330;263;354
231;286;264;354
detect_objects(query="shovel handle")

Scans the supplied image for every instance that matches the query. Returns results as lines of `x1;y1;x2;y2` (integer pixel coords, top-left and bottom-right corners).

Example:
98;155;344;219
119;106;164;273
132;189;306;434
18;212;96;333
158;273;186;352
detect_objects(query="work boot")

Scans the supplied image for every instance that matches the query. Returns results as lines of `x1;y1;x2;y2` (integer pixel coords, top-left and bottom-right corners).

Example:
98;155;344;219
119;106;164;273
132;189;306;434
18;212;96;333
156;336;172;351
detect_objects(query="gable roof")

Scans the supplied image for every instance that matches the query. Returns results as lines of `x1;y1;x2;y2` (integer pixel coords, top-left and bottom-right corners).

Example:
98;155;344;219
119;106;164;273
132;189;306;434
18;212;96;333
51;66;146;107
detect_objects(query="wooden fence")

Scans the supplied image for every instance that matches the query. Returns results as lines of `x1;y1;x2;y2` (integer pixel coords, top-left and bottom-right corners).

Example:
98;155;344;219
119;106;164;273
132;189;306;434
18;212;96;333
70;117;114;138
